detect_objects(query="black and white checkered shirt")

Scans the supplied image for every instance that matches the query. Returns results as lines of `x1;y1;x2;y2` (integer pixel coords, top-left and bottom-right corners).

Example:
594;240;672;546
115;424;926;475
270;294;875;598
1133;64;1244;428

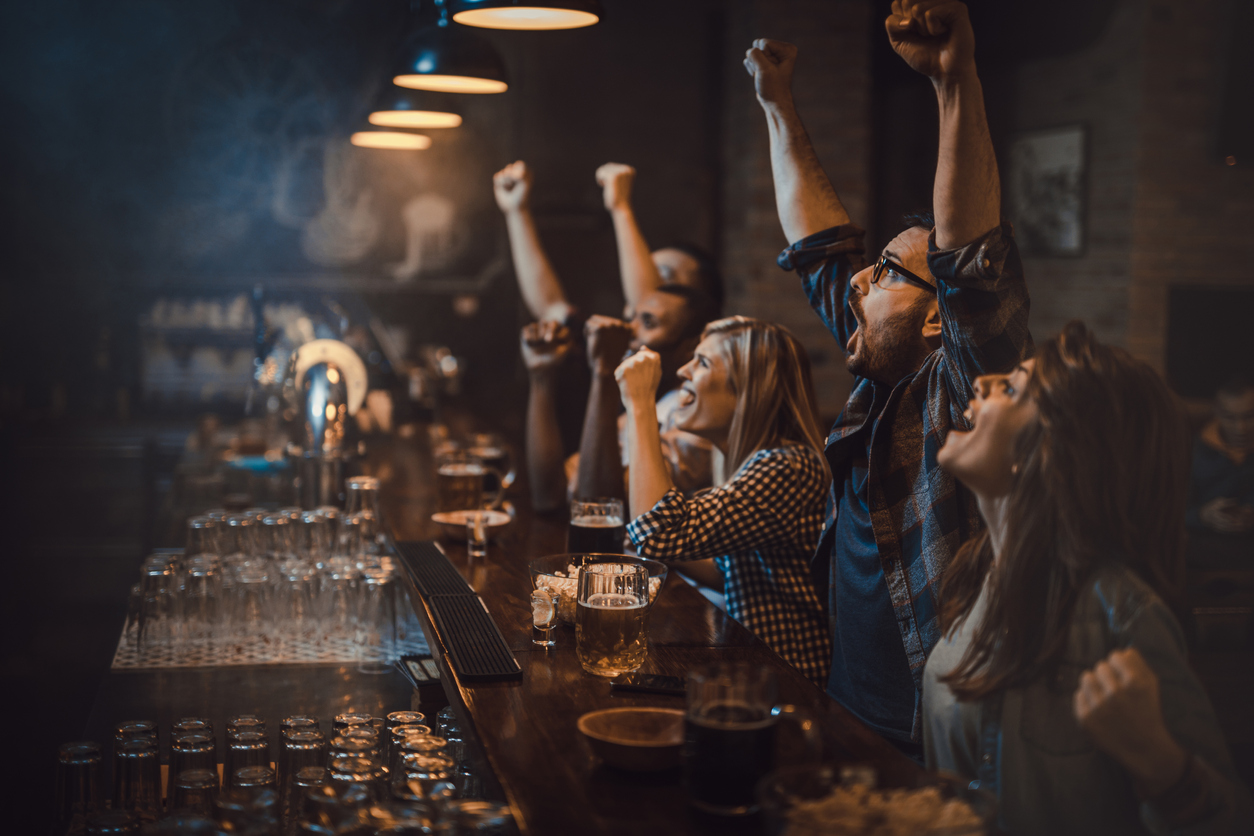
627;444;832;686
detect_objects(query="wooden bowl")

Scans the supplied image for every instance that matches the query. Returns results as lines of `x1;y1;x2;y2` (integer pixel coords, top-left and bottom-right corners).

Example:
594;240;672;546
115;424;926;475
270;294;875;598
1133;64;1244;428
577;707;685;771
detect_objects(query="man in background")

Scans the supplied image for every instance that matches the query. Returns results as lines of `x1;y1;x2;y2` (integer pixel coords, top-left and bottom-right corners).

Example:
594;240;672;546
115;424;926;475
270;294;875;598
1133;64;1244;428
1188;375;1254;560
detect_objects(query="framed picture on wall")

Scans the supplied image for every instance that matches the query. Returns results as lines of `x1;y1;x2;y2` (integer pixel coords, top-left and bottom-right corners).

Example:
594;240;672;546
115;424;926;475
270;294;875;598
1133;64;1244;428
1006;125;1087;256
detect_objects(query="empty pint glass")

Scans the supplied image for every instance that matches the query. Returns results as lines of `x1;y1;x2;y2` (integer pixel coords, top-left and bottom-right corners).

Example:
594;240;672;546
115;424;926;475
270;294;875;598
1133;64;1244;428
575;561;648;677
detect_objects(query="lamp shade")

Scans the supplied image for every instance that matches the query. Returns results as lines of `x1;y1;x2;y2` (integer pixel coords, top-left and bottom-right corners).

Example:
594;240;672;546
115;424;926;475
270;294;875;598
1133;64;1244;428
450;0;601;30
369;90;463;129
350;131;432;150
391;23;509;94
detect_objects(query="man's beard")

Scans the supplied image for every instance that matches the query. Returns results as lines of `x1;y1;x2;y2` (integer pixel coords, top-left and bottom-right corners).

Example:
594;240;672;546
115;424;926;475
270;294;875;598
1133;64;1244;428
846;295;929;384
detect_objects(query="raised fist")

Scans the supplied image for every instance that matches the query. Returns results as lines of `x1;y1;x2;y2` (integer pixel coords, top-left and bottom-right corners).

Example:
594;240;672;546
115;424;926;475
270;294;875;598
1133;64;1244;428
493;160;532;214
520;320;572;375
1073;647;1188;794
743;39;798;107
885;0;975;85
595;163;636;212
584;315;634;377
615;347;663;408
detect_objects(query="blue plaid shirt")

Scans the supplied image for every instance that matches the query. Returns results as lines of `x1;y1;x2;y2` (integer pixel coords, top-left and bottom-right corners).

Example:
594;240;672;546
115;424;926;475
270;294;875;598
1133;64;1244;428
778;222;1032;737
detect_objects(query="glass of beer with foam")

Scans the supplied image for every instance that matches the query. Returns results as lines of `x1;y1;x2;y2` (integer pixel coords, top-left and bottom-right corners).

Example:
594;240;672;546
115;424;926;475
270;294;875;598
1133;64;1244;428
575;561;648;677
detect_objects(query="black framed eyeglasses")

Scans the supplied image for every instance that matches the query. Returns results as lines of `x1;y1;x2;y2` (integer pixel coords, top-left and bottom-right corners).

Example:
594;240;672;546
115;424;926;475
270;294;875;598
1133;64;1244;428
871;254;936;294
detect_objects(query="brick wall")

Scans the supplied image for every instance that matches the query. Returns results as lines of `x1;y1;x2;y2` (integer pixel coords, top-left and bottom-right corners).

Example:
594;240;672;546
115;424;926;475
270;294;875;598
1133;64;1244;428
1007;0;1146;347
1007;0;1254;373
1126;0;1254;372
720;0;871;418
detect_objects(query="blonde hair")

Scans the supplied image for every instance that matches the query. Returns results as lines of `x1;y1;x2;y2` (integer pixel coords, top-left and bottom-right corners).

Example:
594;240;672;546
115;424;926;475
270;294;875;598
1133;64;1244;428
701;316;828;479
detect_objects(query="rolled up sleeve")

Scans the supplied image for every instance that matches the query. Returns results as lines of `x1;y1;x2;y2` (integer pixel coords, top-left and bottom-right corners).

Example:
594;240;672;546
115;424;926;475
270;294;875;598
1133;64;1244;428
927;222;1033;408
777;224;867;349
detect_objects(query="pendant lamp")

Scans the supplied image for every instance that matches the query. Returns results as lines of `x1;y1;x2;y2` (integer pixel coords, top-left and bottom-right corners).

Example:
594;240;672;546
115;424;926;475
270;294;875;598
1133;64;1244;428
369;90;463;129
392;19;509;94
449;0;600;30
350;131;433;150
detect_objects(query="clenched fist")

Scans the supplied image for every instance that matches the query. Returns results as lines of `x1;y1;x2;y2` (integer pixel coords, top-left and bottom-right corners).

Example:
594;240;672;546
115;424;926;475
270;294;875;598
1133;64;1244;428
520;320;573;376
615;348;663;408
886;0;976;85
744;38;798;107
493;160;532;214
595;163;636;212
1073;647;1189;795
584;315;634;377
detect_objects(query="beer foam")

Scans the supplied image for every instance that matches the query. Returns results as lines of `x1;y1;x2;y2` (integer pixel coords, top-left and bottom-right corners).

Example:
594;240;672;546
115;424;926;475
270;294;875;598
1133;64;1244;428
570;515;625;528
438;463;486;476
582;593;647;609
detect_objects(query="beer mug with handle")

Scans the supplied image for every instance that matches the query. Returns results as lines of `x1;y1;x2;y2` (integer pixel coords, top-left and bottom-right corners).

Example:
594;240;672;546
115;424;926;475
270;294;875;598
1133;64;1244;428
575;562;648;677
435;451;505;513
683;661;821;816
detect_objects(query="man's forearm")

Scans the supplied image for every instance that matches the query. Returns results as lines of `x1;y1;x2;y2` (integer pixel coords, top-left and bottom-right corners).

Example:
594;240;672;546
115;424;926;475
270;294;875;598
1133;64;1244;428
932;73;1000;250
762;99;852;244
505;209;573;322
609;205;662;313
575;374;626;501
525;374;567;512
625;402;672;521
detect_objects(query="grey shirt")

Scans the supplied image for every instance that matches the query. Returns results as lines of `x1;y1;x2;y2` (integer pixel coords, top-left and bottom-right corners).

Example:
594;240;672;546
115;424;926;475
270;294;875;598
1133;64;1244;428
923;565;1252;835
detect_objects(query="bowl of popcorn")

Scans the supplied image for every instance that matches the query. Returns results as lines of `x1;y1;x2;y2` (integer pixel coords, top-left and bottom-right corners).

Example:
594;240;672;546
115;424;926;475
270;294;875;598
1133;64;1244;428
528;554;668;625
757;763;994;836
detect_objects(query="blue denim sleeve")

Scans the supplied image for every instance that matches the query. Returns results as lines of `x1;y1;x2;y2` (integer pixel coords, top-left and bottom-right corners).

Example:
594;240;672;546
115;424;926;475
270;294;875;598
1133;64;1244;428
777;224;867;348
926;223;1033;410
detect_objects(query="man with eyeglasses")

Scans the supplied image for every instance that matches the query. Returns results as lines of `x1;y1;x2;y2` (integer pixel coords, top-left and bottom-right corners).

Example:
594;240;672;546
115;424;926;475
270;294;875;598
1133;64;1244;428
745;0;1032;760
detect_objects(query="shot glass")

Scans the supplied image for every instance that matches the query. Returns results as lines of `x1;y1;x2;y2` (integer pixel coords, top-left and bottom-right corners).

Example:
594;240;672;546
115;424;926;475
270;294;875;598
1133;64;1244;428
328;755;384;801
112;738;160;823
531;587;559;648
224;731;269;789
232;765;276;796
226;716;266;739
395;753;456;801
55;742;102;834
466;512;489;559
333;712;373;733
171;733;217;781
170;769;218;817
287;766;328;833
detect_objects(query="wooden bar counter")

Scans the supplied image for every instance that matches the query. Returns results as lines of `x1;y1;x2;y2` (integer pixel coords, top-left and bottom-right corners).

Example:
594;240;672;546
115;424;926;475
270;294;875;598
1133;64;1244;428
371;434;923;835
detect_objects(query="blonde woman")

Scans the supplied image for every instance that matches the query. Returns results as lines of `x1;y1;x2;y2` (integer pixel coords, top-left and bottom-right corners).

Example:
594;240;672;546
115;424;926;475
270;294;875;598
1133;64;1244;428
616;316;831;685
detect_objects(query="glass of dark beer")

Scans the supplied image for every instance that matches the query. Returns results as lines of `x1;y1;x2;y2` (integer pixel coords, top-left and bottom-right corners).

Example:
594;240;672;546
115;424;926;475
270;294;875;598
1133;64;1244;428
682;662;820;816
567;498;626;554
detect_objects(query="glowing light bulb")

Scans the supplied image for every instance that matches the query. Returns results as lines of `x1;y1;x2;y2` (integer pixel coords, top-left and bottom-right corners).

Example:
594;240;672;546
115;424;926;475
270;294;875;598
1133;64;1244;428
391;74;508;94
350;132;432;150
452;7;599;30
368;111;462;129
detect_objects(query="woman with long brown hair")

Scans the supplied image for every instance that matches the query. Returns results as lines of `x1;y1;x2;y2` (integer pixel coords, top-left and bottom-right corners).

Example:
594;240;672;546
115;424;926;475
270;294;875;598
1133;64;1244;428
615;316;831;685
927;321;1250;834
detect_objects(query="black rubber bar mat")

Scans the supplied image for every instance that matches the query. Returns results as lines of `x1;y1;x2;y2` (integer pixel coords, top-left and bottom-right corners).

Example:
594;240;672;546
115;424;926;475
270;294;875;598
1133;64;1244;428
392;540;476;597
427;594;523;682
